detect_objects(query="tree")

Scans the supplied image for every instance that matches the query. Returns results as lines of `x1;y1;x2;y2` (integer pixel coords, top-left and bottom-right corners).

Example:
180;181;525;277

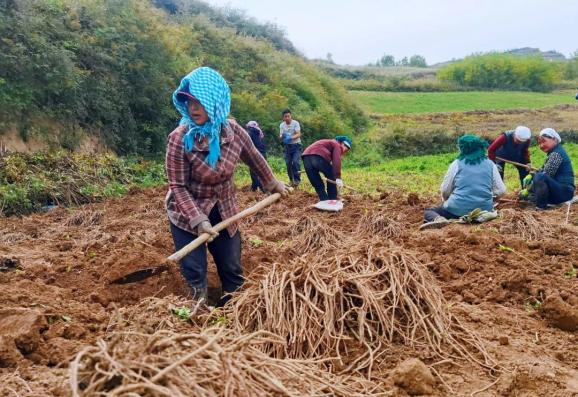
409;55;427;67
326;52;334;64
379;54;395;67
397;56;409;66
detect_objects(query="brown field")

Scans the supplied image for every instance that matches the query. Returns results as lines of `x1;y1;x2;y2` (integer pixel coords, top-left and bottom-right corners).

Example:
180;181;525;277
1;185;577;396
373;104;578;137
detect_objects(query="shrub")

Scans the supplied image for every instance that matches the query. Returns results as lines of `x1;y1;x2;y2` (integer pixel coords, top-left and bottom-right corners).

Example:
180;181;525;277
437;53;561;92
0;151;166;216
0;0;367;157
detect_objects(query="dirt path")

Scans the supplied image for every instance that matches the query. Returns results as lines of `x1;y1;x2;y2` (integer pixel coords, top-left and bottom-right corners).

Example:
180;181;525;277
1;186;577;396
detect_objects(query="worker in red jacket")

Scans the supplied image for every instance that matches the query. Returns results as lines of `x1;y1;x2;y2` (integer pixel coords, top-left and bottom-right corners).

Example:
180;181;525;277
302;136;351;202
487;126;532;187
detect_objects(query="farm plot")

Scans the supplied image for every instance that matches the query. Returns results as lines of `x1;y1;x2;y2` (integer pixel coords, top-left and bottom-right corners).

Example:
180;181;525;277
1;186;577;396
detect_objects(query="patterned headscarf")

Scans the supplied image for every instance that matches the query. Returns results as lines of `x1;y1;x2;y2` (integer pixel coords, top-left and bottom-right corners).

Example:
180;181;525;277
172;67;231;168
246;120;264;139
457;134;488;165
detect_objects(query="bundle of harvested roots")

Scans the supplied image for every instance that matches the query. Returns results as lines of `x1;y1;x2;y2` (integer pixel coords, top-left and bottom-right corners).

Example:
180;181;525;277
226;240;494;375
499;208;551;240
70;327;389;397
64;210;104;227
356;211;403;240
105;296;206;336
1;369;69;397
290;216;344;253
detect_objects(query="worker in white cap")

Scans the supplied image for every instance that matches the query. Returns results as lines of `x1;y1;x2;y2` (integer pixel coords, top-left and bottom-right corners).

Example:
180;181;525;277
521;128;575;209
487;126;532;187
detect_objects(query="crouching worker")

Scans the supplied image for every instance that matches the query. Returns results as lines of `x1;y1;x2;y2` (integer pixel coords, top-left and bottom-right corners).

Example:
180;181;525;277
166;67;290;306
520;128;575;209
302;135;351;211
488;125;532;187
420;135;506;230
246;120;267;192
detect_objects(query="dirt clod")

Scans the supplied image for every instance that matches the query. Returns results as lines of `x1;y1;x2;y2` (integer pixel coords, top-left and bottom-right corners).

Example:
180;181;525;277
542;294;578;331
391;358;436;396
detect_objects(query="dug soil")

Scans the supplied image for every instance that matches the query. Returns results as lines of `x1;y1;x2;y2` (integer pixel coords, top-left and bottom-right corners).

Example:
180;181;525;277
1;185;577;396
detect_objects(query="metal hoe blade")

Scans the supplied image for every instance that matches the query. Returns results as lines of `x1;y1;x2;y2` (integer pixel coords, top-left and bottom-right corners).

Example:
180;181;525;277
110;265;169;285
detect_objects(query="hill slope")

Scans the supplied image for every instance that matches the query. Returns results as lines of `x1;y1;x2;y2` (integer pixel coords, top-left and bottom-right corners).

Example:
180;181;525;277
0;0;367;155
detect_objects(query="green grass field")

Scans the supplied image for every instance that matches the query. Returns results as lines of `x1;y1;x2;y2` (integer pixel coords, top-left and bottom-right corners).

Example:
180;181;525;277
351;90;577;114
236;143;577;198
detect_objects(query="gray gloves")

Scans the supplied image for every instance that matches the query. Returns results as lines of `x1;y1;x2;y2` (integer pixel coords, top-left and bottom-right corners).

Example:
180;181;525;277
196;220;219;242
271;181;291;197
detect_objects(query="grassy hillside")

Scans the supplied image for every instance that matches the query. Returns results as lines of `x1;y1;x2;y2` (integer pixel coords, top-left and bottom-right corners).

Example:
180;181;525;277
352;91;577;114
0;0;367;156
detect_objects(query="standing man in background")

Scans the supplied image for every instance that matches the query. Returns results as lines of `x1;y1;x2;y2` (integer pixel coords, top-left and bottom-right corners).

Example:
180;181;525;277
279;109;302;186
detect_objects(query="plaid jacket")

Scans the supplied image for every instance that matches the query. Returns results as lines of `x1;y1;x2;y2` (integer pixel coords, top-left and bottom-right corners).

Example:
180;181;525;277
165;119;277;236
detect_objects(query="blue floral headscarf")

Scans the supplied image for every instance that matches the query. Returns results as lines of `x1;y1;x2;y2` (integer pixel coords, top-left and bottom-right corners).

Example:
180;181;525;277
172;67;231;168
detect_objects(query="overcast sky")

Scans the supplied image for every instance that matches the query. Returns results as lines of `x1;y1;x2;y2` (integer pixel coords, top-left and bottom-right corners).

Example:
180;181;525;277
205;0;577;66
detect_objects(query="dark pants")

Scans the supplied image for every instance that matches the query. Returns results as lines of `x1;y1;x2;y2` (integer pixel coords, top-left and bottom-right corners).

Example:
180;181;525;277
250;151;267;191
424;206;460;222
303;154;337;201
495;160;529;187
170;206;243;306
284;143;302;184
532;172;574;209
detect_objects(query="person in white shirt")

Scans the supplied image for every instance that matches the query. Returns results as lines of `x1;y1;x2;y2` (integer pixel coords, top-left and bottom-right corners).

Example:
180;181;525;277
279;109;302;186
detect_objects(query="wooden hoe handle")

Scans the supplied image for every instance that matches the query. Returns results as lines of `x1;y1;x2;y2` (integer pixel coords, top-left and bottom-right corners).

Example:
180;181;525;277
167;193;282;262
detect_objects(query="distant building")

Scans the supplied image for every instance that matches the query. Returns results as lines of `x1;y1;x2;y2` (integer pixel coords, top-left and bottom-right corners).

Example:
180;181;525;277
505;47;566;61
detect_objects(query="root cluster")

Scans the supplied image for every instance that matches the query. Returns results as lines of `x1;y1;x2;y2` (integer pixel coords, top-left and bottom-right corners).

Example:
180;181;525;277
65;210;104;227
356;211;403;240
499;209;552;240
70;327;389;397
289;216;343;253
226;240;494;375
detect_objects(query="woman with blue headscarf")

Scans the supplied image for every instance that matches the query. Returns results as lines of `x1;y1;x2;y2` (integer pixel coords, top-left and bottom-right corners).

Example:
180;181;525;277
165;67;290;306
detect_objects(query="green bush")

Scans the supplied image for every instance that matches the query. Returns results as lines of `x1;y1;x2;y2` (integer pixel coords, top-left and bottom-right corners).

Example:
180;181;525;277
378;127;578;158
0;0;367;157
437;53;561;92
0;151;167;216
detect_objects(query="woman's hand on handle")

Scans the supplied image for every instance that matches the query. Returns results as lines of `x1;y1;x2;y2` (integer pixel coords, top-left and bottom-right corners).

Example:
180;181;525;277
196;221;219;242
272;180;292;197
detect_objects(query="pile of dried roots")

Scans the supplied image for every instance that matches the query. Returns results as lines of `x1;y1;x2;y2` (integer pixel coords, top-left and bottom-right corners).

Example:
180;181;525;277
499;208;552;240
226;240;494;375
105;296;205;336
289;216;344;253
70;327;389;397
356;211;403;240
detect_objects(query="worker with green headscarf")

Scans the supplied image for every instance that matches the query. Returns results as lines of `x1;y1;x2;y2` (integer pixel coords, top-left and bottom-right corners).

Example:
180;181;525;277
420;134;506;230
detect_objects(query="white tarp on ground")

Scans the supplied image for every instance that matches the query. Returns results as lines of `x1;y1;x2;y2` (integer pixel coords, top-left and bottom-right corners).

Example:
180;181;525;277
314;200;344;212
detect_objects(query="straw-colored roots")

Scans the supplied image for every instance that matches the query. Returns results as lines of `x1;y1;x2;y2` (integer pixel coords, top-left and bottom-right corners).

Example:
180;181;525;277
227;241;494;375
65;210;104;227
499;208;552;240
356;212;403;239
290;216;343;253
69;327;389;397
